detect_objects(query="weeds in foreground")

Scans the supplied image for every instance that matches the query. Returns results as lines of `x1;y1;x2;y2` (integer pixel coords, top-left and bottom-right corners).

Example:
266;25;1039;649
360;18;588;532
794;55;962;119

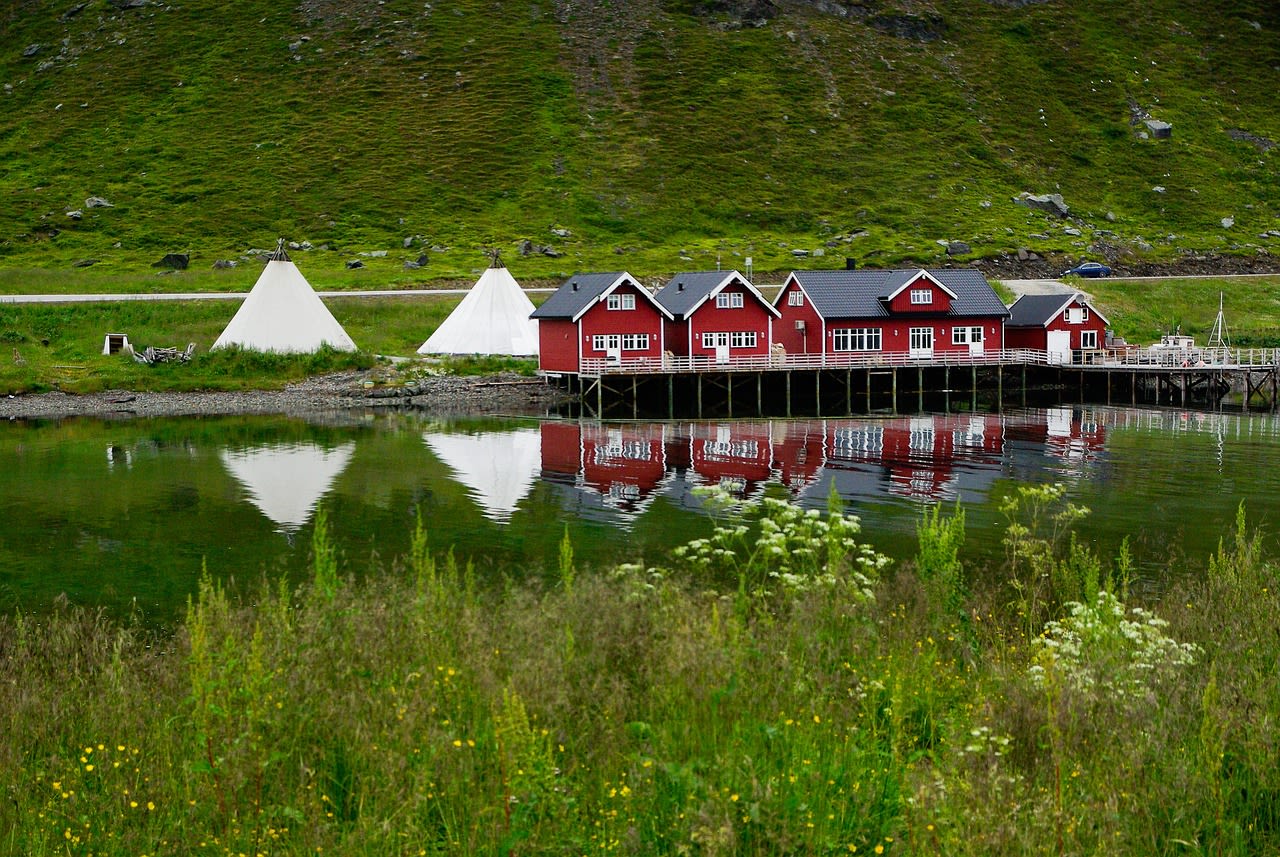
1;494;1277;854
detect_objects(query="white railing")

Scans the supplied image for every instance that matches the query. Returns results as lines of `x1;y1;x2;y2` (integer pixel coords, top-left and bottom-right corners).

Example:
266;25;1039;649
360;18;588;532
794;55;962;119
576;347;1280;378
579;348;1053;377
1081;346;1280;369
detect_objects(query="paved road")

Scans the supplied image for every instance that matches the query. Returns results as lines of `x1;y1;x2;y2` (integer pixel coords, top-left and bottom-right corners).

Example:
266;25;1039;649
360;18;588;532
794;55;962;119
0;288;559;304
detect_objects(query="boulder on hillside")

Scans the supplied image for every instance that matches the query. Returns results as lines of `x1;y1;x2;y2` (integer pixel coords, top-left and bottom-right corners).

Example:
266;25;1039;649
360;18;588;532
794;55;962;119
1014;192;1069;218
85;196;113;208
152;253;189;270
1144;119;1172;139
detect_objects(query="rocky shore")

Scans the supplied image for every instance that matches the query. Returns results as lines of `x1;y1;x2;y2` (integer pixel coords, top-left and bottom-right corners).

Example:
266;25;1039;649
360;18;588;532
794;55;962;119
0;371;573;421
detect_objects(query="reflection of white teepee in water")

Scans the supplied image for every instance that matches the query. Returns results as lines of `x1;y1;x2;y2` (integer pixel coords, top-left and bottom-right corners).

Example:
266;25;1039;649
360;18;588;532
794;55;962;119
221;442;356;533
423;429;542;523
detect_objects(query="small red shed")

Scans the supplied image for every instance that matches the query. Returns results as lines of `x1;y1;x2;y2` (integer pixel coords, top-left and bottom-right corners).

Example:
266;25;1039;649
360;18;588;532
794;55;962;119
1005;292;1110;364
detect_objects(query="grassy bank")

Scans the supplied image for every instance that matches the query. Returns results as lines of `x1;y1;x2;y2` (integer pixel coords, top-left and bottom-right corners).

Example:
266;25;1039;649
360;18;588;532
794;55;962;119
0;294;548;394
3;488;1277;855
2;273;1279;396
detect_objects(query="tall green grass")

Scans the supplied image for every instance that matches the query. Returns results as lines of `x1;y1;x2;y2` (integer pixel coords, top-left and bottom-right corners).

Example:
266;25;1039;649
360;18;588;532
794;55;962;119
2;488;1276;854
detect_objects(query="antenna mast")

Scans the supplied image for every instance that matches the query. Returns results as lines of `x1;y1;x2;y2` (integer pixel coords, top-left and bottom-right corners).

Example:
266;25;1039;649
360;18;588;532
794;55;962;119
1206;291;1230;353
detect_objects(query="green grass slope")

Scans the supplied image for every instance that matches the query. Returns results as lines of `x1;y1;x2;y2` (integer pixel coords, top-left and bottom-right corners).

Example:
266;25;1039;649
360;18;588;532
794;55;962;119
1;0;1278;286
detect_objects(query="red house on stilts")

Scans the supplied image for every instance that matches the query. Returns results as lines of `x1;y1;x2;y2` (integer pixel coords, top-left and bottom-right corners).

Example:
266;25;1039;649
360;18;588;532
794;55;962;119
652;270;779;362
771;268;1010;361
531;272;670;375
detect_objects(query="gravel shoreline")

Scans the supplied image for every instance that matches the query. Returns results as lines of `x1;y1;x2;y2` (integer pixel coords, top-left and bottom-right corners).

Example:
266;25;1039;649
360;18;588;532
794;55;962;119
0;371;574;421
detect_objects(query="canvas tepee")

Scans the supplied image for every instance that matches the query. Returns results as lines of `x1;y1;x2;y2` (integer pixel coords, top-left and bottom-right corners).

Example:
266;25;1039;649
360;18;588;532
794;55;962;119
418;254;538;356
212;241;357;353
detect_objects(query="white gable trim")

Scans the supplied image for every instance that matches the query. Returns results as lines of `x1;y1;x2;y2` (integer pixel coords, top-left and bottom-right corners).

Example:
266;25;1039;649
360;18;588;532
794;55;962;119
571;272;674;323
684;271;783;319
883;269;959;303
775;273;823;319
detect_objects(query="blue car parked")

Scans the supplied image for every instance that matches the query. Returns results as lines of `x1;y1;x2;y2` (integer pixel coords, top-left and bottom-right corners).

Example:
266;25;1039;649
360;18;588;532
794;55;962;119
1063;261;1111;278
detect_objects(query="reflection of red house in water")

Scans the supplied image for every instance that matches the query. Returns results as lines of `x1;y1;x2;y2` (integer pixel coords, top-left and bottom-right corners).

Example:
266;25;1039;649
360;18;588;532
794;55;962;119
769;421;827;494
824;414;1006;501
687;422;775;498
539;422;667;513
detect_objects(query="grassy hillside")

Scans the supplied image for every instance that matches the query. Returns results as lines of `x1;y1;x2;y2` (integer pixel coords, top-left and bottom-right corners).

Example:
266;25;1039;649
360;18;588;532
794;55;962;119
1;0;1278;290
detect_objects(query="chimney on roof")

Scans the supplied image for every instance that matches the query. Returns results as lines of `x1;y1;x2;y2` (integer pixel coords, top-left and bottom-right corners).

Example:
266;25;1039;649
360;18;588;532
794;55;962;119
845;258;857;270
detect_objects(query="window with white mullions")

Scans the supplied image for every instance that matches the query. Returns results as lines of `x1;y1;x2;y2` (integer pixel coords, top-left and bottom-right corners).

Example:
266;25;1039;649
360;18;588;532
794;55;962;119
951;326;983;345
910;288;933;305
607;293;636;310
909;327;933;353
716;292;744;309
832;328;882;352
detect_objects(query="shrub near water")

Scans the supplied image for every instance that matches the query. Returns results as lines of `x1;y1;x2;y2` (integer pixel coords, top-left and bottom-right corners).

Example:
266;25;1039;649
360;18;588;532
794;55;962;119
2;491;1277;854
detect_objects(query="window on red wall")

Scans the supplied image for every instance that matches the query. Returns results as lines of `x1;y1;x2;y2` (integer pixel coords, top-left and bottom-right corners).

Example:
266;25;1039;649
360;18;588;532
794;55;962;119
910;288;932;305
716;292;745;309
788;291;804;306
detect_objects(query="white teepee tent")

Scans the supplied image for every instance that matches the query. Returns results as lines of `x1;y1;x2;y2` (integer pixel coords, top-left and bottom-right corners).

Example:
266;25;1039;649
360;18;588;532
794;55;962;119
418;255;538;356
212;242;357;353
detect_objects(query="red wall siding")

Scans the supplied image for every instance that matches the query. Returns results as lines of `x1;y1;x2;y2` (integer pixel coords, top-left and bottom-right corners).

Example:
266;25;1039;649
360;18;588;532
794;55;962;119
1005;327;1043;350
825;317;1005;355
772;281;824;355
664;319;692;356
1044;311;1108;349
688;285;774;357
537;318;580;374
885;277;954;314
579;284;666;365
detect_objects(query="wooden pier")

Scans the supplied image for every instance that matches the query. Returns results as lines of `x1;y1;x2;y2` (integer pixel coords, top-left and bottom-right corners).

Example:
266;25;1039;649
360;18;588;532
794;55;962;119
553;347;1280;419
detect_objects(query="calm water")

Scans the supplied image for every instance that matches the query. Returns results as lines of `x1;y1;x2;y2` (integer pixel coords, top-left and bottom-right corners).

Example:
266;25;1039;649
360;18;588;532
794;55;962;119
3;405;1278;621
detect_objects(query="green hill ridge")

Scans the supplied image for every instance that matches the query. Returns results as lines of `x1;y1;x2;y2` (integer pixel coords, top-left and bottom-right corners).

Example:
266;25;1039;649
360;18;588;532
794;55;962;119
2;0;1278;285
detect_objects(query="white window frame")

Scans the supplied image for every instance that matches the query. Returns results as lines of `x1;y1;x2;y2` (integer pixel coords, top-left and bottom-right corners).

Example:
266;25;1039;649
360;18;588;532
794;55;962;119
729;331;757;349
832;327;882;352
1080;330;1098;349
592;334;621;352
951;326;983;346
788;291;804;306
621;333;649;351
716;292;745;309
910;288;933;305
701;332;730;349
909;327;934;351
607;293;636;311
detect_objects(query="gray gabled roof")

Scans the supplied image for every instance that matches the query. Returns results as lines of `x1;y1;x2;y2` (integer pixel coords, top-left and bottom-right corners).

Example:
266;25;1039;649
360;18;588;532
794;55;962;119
779;268;1010;320
530;272;673;322
653;270;781;320
1007;292;1110;327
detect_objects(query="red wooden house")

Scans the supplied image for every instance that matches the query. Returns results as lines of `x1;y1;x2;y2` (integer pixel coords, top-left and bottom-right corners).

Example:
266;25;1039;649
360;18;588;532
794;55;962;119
531;272;671;374
771;268;1010;360
1006;292;1110;364
652;270;779;362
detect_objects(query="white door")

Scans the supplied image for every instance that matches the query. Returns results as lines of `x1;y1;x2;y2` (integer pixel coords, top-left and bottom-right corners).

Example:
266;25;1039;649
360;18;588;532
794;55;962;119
706;332;730;364
968;327;985;356
909;327;933;358
1046;330;1071;365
